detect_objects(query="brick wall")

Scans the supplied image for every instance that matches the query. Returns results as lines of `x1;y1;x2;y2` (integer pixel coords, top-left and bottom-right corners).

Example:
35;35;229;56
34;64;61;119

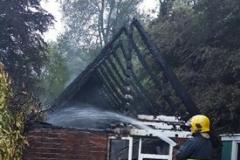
23;127;108;160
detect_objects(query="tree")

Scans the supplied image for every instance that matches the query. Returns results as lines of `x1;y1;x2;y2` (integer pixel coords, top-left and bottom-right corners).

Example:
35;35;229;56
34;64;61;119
36;43;70;106
194;0;240;48
61;0;143;48
157;0;201;17
159;0;175;17
0;0;54;93
148;0;240;133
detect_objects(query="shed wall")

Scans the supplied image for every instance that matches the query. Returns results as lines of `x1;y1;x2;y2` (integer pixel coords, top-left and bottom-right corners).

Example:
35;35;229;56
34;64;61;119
23;127;108;160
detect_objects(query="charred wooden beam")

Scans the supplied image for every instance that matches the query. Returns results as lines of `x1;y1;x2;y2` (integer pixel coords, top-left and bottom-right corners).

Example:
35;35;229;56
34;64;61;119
131;19;199;117
102;61;125;97
118;42;157;110
97;69;122;107
98;66;125;106
130;34;177;111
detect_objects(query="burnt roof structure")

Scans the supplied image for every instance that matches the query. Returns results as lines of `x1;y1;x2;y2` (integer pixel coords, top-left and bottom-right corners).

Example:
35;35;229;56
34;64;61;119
48;19;199;120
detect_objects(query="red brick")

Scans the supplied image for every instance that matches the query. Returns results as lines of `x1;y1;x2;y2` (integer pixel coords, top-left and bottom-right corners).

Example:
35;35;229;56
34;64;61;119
23;127;108;160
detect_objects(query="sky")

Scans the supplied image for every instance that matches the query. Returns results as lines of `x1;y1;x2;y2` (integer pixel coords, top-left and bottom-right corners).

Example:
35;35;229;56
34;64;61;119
41;0;65;41
41;0;159;41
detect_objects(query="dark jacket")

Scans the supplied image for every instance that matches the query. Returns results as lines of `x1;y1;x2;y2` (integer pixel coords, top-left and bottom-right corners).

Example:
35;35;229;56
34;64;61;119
176;133;212;160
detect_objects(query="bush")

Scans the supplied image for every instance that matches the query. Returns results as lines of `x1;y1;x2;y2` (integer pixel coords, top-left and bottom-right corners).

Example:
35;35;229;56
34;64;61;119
0;64;27;160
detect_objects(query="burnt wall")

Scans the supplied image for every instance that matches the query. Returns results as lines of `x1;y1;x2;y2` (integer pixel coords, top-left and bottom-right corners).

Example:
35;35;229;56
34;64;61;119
23;127;108;160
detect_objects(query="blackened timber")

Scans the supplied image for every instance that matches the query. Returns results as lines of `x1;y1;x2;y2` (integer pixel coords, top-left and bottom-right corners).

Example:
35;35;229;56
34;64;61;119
97;69;121;105
107;55;143;105
97;69;122;107
104;59;125;91
109;53;141;100
112;50;127;76
110;51;152;109
102;85;118;108
48;19;198;118
132;19;199;116
130;29;179;112
99;65;125;105
131;33;162;89
49;27;127;111
102;83;121;108
102;61;125;96
108;55;125;86
97;72;121;107
100;87;116;108
119;44;171;112
119;43;156;111
95;73;119;108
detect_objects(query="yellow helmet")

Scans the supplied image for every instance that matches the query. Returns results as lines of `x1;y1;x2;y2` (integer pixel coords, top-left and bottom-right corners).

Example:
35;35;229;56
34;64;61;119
188;115;210;133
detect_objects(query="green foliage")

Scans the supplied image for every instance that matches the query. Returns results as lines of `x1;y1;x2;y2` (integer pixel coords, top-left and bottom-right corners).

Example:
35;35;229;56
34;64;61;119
148;0;240;133
194;0;240;48
37;40;94;107
0;64;27;160
57;0;144;69
36;43;70;105
0;0;54;92
62;0;143;48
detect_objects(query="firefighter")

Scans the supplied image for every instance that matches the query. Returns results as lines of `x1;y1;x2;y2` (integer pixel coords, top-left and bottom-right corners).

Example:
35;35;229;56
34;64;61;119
175;115;213;160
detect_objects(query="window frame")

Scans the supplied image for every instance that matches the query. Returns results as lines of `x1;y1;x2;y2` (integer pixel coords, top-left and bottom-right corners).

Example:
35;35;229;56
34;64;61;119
108;136;133;160
232;140;240;160
138;138;173;160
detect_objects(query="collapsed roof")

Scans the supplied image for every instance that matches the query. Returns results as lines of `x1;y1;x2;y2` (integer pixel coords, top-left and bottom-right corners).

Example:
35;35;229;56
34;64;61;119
47;19;199;120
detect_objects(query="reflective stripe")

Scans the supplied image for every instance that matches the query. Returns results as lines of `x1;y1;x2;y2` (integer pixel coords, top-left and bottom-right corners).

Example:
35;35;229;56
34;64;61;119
187;158;208;160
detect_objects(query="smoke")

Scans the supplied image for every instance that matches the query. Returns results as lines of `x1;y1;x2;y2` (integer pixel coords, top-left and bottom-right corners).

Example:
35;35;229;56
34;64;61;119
63;55;86;88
